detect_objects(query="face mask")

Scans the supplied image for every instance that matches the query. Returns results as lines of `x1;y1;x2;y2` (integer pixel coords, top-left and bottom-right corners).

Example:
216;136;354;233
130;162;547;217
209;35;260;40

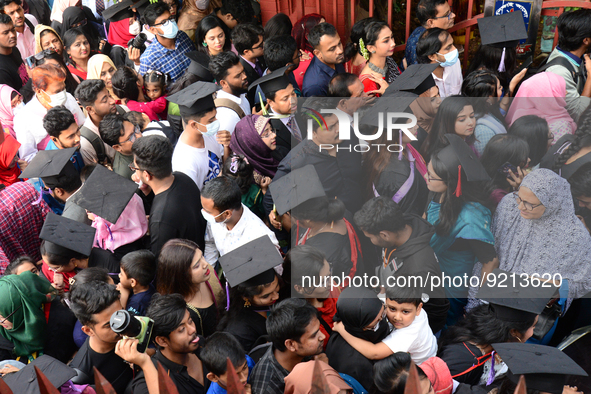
12;102;24;116
129;20;141;35
158;20;178;39
197;119;220;136
42;89;67;107
201;209;228;224
436;48;459;67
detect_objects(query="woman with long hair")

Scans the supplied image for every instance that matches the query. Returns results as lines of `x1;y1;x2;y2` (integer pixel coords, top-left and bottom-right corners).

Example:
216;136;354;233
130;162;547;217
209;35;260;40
370;352;442;394
540;104;591;180
425;135;495;325
343;18;374;76
466;45;517;91
63;28;92;80
461;69;507;156
480;134;529;206
358;20;400;96
291;13;324;88
508;115;551;169
196;15;231;57
263;13;292;39
421;95;476;162
157;238;224;337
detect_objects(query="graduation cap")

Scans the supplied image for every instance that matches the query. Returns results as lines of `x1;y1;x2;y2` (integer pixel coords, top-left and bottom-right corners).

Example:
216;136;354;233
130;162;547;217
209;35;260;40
492;343;588;394
268;165;325;216
384;64;438;97
478;11;527;49
477;269;558;323
360;92;418;128
435;134;490;197
130;0;150;14
69;164;138;225
186;51;215;82
248;65;291;96
40;212;96;257
102;0;135;22
19;147;79;189
218;235;282;287
166;81;219;118
3;355;76;394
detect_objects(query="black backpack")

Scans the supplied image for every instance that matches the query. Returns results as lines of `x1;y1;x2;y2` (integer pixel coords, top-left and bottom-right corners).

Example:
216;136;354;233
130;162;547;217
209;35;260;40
516;55;585;94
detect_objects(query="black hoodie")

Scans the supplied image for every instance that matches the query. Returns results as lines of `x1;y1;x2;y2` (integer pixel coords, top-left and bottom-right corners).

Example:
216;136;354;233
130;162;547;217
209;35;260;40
378;213;450;333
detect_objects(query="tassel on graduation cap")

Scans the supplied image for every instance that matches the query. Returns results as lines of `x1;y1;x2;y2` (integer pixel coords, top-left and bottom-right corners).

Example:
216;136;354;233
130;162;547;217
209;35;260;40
398;130;403;160
498;47;506;72
455;165;462;197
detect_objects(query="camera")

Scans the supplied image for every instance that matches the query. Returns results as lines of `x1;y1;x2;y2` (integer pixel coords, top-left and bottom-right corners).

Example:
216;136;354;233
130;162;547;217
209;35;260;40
110;310;154;353
128;33;147;53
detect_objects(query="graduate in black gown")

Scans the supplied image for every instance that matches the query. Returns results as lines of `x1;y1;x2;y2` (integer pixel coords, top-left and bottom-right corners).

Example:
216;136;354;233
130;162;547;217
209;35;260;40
325;286;391;391
217;236;283;352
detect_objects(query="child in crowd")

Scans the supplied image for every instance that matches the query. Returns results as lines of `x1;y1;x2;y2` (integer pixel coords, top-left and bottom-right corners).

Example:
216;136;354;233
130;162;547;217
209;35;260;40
143;70;170;121
111;67;167;122
200;332;256;394
332;285;437;364
222;153;269;221
116;250;157;316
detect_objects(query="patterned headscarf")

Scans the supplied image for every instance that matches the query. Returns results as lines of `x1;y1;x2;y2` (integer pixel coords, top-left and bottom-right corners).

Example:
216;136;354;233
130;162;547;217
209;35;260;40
230;115;279;178
492;168;591;299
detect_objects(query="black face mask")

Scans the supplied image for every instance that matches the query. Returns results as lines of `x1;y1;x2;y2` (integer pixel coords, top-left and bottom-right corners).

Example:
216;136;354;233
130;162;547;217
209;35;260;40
354;316;391;344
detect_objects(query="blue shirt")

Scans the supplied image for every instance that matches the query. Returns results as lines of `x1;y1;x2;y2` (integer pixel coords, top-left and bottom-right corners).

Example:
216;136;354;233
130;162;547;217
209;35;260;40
404;26;426;67
139;31;196;82
45;140;85;173
206;355;256;394
302;56;345;97
126;285;156;316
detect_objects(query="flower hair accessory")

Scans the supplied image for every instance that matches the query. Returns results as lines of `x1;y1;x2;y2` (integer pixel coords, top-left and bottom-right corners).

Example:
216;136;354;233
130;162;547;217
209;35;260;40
230;155;240;174
359;38;369;61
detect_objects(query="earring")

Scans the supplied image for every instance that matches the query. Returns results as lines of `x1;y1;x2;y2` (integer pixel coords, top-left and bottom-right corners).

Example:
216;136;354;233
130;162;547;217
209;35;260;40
371;50;376;53
513;336;522;342
243;299;251;308
202;41;207;47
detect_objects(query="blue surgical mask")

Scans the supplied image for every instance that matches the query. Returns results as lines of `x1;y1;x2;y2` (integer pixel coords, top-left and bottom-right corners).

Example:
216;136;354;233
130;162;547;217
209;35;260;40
158;20;178;39
436;48;459;67
197;119;220;136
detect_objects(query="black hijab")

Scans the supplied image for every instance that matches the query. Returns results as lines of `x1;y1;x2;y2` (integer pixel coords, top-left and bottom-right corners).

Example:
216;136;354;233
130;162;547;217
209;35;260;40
61;6;101;50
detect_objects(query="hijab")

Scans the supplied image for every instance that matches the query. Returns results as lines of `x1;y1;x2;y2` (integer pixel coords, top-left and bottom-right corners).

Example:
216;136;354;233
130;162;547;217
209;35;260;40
333;286;390;343
61;6;100;50
0;85;19;137
107;18;135;48
0;271;56;358
177;0;211;32
506;73;577;133
34;24;64;55
284;360;352;394
0;132;21;187
230;114;280;178
86;54;116;96
50;0;79;23
492;168;591;299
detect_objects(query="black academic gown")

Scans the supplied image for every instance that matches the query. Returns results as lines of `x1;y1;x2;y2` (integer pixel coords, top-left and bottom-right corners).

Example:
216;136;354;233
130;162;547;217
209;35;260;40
239;56;264;108
438;341;488;385
220;308;268;352
269;118;301;162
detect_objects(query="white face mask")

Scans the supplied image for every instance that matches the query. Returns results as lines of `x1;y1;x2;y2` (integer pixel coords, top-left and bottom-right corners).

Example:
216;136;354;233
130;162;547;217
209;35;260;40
201;208;229;224
129;20;141;36
12;102;24;116
42;89;67;107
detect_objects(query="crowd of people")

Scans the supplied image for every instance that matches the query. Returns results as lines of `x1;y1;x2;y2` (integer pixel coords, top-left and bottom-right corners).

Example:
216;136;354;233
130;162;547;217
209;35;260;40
0;0;591;392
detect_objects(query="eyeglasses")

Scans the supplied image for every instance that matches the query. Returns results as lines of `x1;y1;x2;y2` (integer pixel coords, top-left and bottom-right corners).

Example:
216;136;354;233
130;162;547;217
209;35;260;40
123;126;141;144
71;18;87;28
251;41;264;50
513;191;544;211
433;12;453;20
128;162;147;173
153;17;175;26
427;173;443;182
260;128;276;139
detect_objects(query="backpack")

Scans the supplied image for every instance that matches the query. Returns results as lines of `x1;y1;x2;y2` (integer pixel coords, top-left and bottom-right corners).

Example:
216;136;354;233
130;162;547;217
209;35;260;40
80;126;108;165
517;55;584;93
214;98;246;119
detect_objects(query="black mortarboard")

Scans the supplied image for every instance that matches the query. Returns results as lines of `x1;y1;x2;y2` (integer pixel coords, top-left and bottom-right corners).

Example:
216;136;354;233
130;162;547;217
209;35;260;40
3;355;77;394
218;235;282;287
492;343;587;394
477;11;528;48
40;212;96;256
102;0;135;22
19;147;79;189
167;81;219;117
249;65;291;95
130;0;150;15
268;165;325;216
384;64;438;96
69;164;138;225
477;269;558;323
360;93;418;128
186;51;214;82
436;134;490;196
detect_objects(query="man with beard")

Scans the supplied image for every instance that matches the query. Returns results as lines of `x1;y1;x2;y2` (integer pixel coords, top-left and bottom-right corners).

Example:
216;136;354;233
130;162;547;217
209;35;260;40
0;14;26;91
302;23;345;97
250;298;327;394
325;287;391;391
43;106;85;172
210;51;252;134
117;293;210;394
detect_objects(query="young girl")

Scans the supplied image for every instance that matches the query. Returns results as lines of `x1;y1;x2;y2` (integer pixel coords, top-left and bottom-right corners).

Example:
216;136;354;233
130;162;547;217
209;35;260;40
111;66;167;122
143;70;169;121
222;153;268;221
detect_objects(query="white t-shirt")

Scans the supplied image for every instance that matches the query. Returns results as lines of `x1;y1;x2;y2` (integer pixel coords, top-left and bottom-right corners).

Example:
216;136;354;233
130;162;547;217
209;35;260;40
381;308;437;365
171;133;224;190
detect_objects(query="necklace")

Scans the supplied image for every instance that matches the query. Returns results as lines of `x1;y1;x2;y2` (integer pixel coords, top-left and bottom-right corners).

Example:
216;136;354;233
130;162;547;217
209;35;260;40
309;223;328;238
368;61;387;78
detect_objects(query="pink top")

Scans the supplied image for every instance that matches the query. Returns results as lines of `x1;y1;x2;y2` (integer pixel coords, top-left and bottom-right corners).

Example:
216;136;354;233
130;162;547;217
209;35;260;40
126;96;167;122
293;50;313;90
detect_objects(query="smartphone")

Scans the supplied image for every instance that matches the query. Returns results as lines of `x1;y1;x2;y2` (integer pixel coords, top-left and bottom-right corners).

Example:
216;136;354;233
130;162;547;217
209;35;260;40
25;55;35;69
517;56;533;73
498;162;518;178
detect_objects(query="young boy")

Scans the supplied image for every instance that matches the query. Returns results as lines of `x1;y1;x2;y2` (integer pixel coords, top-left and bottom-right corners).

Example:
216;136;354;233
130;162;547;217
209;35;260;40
117;250;157;316
200;332;256;394
332;285;437;364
